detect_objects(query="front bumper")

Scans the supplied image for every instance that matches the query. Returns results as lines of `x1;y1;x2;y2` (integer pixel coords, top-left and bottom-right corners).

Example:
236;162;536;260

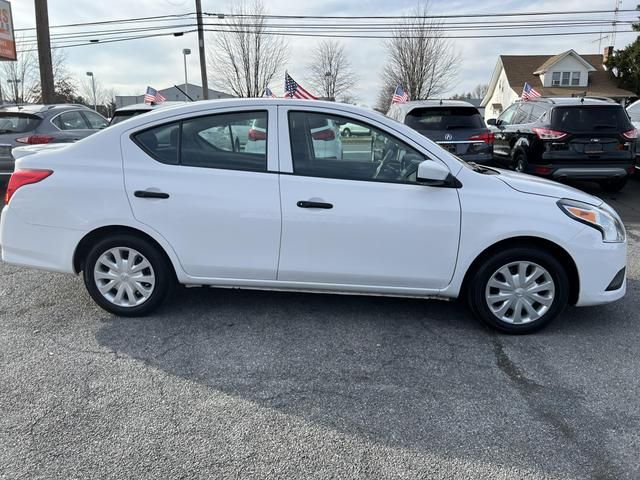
571;226;627;307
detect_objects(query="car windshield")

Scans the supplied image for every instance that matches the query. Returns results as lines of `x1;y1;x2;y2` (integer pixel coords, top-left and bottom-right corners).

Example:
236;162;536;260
405;107;485;131
551;106;632;133
109;110;149;125
0;113;41;133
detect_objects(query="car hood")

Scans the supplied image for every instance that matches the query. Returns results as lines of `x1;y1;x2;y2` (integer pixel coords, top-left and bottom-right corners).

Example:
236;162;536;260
495;169;603;206
11;143;71;160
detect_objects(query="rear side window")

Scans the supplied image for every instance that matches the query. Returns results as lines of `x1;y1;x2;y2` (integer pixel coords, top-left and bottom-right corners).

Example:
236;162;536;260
0;113;41;133
52;111;89;130
83;111;109;129
133;110;268;172
551;106;632;133
405;107;485;131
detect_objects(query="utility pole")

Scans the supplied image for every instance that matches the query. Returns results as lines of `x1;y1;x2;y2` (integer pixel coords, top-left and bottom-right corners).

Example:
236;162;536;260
195;0;209;100
34;0;55;104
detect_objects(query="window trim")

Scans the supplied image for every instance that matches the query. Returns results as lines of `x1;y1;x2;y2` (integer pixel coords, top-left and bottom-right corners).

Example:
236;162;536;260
286;109;429;186
130;109;269;173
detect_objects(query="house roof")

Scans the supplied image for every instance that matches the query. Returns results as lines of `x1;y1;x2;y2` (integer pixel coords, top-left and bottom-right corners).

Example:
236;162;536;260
532;49;596;75
500;53;634;98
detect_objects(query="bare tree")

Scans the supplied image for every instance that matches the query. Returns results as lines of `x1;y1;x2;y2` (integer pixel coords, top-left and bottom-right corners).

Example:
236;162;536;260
376;2;460;112
208;0;288;97
0;38;38;103
473;83;489;99
307;40;356;101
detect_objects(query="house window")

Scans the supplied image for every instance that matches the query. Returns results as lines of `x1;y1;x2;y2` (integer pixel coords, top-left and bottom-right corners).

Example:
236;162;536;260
571;71;581;86
561;72;571;86
552;72;561;86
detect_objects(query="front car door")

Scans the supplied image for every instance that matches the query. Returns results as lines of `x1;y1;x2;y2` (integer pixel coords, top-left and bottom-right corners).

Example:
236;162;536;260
122;106;281;280
276;106;461;292
491;104;518;162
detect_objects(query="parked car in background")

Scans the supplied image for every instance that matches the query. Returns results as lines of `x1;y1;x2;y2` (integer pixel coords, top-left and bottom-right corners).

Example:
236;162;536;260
627;99;640;129
0;104;108;185
387;100;494;165
340;122;370;137
0;99;627;334
488;98;636;192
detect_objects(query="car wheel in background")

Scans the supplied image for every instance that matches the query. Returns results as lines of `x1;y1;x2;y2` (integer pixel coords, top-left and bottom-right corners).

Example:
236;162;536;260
513;153;528;173
83;234;173;316
342;128;351;138
466;247;569;334
599;178;628;193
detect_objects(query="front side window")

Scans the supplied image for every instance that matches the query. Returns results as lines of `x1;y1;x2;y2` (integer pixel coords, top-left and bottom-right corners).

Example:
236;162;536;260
83;111;109;129
498;104;518;125
288;111;426;184
52;111;89;130
512;104;534;124
133;111;268;172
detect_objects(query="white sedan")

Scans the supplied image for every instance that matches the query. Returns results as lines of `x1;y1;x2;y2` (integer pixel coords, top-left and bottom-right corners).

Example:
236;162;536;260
0;99;627;333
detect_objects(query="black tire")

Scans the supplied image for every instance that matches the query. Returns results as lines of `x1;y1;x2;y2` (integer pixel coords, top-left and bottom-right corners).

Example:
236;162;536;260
342;128;351;138
513;152;528;173
466;247;569;334
83;234;173;316
600;177;628;193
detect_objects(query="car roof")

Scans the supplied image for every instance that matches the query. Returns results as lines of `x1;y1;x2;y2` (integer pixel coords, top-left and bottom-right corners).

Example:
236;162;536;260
0;104;89;115
390;99;478;112
524;97;620;106
114;101;186;113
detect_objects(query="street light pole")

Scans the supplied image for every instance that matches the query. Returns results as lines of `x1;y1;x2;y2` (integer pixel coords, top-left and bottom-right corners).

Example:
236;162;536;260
182;48;191;101
86;72;96;111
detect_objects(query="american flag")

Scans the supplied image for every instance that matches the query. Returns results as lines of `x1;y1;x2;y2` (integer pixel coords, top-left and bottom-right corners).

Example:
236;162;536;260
521;82;541;101
262;87;276;98
284;72;316;100
391;85;409;104
144;86;166;105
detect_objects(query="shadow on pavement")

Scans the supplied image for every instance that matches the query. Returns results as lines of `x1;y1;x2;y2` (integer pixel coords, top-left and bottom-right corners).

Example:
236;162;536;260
94;280;638;478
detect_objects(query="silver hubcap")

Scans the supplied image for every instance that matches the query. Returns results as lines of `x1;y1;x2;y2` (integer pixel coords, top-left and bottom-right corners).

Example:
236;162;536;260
485;261;555;325
94;247;155;307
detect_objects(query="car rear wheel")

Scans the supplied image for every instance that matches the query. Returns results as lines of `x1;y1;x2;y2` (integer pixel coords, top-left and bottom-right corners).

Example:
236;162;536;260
342;128;351;137
513;153;528;173
83;234;172;316
599;178;627;193
467;247;569;334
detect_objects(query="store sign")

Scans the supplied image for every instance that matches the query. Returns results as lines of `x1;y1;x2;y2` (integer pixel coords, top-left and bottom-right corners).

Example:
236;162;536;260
0;1;16;61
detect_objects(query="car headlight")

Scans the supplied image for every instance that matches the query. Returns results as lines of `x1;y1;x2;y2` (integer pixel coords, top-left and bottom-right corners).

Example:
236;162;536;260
557;199;626;243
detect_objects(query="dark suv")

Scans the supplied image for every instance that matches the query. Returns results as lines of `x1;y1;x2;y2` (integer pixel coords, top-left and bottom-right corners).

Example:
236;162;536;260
387;100;493;165
487;98;636;192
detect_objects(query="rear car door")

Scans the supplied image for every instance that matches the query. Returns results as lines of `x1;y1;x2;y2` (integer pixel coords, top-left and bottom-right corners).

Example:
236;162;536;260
276;106;461;290
122;106;282;280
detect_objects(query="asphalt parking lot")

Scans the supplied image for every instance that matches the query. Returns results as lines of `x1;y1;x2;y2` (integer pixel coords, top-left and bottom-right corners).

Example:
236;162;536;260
1;179;640;479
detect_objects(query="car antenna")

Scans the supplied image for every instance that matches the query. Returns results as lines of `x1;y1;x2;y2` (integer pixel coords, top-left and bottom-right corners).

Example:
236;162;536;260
174;84;194;102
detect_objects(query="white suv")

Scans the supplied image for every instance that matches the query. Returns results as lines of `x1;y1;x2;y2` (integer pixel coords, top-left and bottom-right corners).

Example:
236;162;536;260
0;99;627;333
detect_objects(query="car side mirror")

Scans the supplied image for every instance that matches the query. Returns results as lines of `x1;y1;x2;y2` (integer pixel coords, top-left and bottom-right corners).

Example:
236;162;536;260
416;160;457;187
486;118;497;126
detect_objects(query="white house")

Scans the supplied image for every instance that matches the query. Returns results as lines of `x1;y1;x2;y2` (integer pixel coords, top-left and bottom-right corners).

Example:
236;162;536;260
481;49;635;120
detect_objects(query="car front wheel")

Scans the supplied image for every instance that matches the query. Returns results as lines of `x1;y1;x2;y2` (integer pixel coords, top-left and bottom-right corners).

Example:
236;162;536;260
83;234;172;316
467;247;569;334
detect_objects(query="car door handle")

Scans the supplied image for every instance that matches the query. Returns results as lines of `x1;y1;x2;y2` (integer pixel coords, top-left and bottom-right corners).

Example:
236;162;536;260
134;190;170;199
297;200;333;209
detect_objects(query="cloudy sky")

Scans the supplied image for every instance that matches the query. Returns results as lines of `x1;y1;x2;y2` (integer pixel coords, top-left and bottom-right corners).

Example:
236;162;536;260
9;0;639;107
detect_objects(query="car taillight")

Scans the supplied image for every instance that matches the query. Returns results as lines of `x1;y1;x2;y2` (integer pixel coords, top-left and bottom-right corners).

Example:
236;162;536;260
532;128;568;140
622;128;638;139
247;128;267;141
469;132;494;145
4;169;53;204
15;135;55;145
311;129;336;141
